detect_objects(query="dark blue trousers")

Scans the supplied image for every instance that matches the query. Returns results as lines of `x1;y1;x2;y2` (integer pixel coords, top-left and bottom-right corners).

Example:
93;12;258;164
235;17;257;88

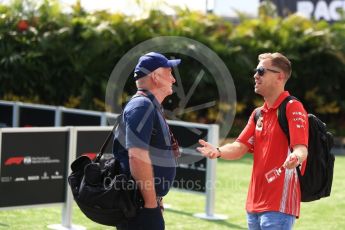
116;207;164;230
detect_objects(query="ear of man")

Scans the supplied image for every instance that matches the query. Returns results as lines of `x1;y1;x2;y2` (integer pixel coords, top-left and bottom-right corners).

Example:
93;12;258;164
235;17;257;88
151;72;159;85
276;71;287;84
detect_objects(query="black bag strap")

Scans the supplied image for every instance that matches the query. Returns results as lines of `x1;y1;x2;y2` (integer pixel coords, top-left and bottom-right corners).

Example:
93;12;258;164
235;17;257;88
94;114;122;163
254;108;262;124
94;92;147;163
277;95;298;144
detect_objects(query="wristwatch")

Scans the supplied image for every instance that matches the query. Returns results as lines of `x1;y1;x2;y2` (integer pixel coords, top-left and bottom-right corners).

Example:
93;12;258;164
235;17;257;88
216;147;221;158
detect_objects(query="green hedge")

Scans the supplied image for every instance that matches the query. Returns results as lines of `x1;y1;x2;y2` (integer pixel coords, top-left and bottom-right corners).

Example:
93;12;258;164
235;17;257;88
1;0;345;135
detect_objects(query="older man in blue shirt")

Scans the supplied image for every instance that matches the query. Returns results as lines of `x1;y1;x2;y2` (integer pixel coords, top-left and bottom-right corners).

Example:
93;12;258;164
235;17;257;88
113;52;181;230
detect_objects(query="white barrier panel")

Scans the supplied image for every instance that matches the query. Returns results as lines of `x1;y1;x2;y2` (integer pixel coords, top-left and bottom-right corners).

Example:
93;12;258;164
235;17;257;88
48;127;85;230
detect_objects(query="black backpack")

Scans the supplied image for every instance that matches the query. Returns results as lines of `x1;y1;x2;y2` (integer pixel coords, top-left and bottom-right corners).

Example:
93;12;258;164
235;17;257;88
254;95;335;202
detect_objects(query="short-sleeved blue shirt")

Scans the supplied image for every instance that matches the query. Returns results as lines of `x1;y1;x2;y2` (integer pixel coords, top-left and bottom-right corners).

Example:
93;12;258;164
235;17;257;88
113;90;176;196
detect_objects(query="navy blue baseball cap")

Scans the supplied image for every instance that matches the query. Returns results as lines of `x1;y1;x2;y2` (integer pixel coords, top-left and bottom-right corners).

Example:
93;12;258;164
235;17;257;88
134;52;181;80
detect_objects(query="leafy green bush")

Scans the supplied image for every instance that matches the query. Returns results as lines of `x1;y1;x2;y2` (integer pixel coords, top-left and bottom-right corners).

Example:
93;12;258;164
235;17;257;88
1;0;344;135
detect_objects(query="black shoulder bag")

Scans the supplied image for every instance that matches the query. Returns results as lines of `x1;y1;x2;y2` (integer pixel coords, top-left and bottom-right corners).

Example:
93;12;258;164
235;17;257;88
68;114;141;226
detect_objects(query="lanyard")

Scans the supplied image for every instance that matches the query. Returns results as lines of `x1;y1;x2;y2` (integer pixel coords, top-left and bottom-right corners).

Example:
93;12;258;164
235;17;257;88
136;90;181;159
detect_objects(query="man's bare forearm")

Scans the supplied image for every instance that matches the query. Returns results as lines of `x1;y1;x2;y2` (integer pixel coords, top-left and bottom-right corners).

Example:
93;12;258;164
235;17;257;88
218;141;248;160
197;139;248;160
129;147;157;208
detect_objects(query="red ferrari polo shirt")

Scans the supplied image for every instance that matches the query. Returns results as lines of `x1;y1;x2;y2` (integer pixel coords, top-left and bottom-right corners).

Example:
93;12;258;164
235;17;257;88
236;91;309;217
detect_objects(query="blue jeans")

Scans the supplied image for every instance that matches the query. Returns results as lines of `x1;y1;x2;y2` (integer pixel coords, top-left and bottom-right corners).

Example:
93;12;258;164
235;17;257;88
247;211;296;230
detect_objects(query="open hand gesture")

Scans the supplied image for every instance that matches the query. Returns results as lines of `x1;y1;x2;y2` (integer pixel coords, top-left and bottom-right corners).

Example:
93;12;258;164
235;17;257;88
196;139;219;159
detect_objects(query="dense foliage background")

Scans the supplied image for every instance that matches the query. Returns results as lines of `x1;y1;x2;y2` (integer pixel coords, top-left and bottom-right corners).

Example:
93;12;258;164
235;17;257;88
1;0;344;136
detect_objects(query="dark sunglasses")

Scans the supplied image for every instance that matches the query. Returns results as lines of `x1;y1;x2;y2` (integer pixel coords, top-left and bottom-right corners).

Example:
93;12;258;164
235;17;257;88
254;66;281;76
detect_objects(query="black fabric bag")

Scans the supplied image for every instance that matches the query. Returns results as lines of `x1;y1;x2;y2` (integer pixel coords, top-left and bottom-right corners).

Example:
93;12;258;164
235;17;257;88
68;115;142;226
254;96;335;202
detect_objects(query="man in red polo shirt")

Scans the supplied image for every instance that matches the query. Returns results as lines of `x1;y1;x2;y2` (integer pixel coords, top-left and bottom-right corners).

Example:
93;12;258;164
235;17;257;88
197;52;308;229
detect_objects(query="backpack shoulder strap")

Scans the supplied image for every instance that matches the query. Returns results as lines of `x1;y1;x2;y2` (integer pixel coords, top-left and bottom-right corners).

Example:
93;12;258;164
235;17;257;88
277;95;299;144
254;108;262;124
